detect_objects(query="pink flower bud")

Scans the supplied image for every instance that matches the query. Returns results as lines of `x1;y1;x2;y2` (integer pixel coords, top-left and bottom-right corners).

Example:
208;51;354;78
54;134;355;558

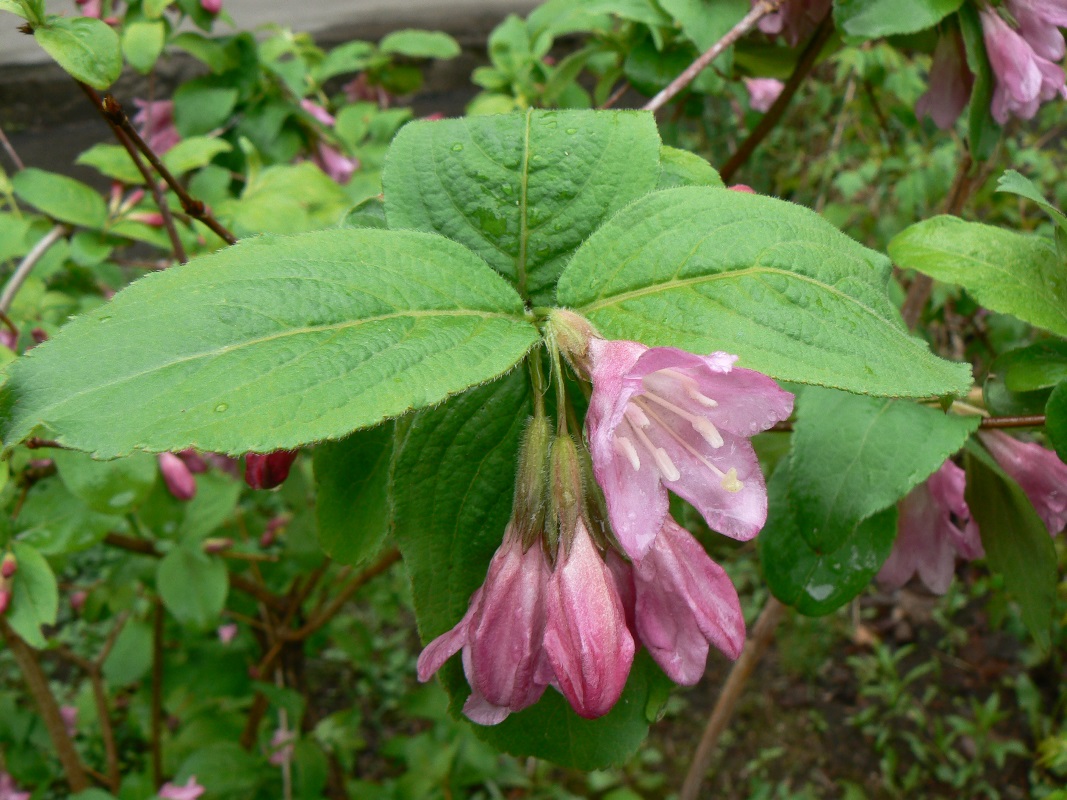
1;553;16;579
200;0;222;13
178;450;209;474
30;328;48;344
979;430;1067;535
60;705;78;738
158;776;206;800
0;589;10;616
70;590;88;613
0;772;30;800
743;77;785;112
217;623;238;644
244;451;299;490
159;452;197;501
728;184;756;193
916;27;974;130
201;537;232;554
300;99;336;127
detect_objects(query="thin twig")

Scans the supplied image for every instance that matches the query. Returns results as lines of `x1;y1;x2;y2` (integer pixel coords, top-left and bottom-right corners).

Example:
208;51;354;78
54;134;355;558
979;414;1046;428
599;81;631;110
0;124;24;171
0;617;91;792
643;1;783;114
151;600;164;789
0;224;67;314
77;83;188;264
287;548;400;640
93;91;237;246
680;597;786;800
720;11;835;183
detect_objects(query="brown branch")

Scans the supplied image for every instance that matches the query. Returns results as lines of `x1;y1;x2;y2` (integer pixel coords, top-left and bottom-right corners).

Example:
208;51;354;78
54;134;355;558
78;83;188;264
151;600;164;789
599;81;631;110
93;92;237;246
979;414;1046;428
719;12;835;184
0;617;91;792
0;124;24;171
643;0;783;114
680;596;786;800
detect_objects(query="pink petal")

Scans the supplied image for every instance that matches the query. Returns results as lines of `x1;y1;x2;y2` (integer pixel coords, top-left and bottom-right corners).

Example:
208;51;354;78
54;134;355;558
979;430;1067;535
416;595;477;682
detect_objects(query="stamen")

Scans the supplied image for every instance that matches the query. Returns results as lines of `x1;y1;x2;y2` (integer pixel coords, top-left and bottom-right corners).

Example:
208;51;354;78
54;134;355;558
638;393;724;448
645;368;719;408
687;387;719;408
634;400;738;485
614;436;641;471
628;420;681;482
720;468;743;493
625;404;650;428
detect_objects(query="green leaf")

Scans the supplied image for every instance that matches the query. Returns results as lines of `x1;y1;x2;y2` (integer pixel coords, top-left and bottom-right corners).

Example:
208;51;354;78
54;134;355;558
788;387;980;553
994;340;1067;392
102;620;153;685
314;423;393;566
383;109;662;304
959;3;998;160
0;229;539;457
341;197;388;230
157;545;228;628
173;78;239;137
760;461;897;616
983;371;1051;417
16;479;124;555
0;0;30;20
558;188;971;397
965;444;1056;649
834;0;964;39
144;0;175;17
1047;381;1067;464
161;136;233;175
76;144;143;184
122;20;166;74
656;146;725;190
659;0;747;66
7;542;58;648
223;163;350;236
997;169;1067;238
171;31;239;73
174;742;261;796
379;29;461;59
393;373;655;767
34;16;122;89
12;168;107;229
889;215;1067;337
53;449;157;514
314;40;376;82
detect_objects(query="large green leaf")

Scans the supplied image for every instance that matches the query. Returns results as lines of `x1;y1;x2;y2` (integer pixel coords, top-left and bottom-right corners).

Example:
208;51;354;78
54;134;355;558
834;0;964;39
557;188;971;397
16;479;125;555
0;229;539;457
760;461;898;617
34;16;122;89
889;215;1067;337
12;168;107;229
383;109;662;304
313;423;394;566
393;373;657;767
788;387;979;553
965;444;1056;649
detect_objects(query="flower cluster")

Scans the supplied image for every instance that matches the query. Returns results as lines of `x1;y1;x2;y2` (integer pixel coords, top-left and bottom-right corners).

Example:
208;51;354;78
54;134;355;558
418;312;794;722
880;430;1067;594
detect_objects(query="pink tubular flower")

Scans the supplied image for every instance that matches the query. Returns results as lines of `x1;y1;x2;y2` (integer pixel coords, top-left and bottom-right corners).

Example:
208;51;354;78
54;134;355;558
744;77;785;112
312;144;359;184
626;517;745;684
979;430;1067;534
581;334;794;560
916;27;975;130
0;772;30;800
980;7;1066;123
158;776;205;800
878;461;983;595
755;0;831;46
417;524;551;725
159;452;197;501
74;0;103;19
542;518;634;719
245;451;299;489
132;100;181;155
200;0;222;13
1009;0;1067;61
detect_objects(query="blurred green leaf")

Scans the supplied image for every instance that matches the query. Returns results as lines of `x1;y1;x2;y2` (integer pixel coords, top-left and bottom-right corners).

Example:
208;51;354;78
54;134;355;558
35;16;121;89
7;542;58;648
12;168;106;229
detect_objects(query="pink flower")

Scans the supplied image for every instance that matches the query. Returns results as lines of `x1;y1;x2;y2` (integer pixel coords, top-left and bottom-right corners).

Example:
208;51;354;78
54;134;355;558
60;705;78;738
200;0;222;13
217;623;238;644
132;100;181;155
159;452;197;501
979;430;1067;535
916;27;974;130
1;553;16;579
980;7;1066;123
74;0;103;19
300;99;336;126
417;524;551;724
158;776;205;800
0;772;30;800
580;333;793;560
1009;0;1067;61
244;451;299;489
744;77;785;112
312;144;359;184
268;727;295;766
755;0;831;46
878;461;983;594
623;517;745;684
543;518;634;719
178;450;209;474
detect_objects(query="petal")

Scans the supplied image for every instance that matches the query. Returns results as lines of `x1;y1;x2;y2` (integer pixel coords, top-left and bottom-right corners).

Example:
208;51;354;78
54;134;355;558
589;433;669;559
416;595;477;682
462;688;512;726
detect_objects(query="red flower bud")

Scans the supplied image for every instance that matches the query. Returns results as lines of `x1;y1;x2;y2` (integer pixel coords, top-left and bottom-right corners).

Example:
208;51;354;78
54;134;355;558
0;553;16;579
244;451;299;490
0;589;10;615
159;452;197;501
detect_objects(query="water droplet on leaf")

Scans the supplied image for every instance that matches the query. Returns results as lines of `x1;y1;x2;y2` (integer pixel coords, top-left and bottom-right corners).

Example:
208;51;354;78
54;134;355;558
215;403;229;413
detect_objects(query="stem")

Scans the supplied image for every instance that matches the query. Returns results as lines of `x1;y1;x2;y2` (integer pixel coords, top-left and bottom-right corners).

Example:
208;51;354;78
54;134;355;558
528;349;548;418
599;81;631;110
0;124;25;171
79;86;237;246
151;600;164;789
719;12;835;184
979;414;1046;428
0;617;91;792
0;224;67;314
643;1;783;114
287;548;400;640
679;596;786;800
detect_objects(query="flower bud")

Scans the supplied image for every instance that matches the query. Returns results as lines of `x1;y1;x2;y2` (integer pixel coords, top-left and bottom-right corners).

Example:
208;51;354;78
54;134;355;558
0;588;10;616
70;590;88;613
548;435;584;557
244;450;299;489
547;309;599;370
159;452;197;501
201;0;222;13
0;553;16;579
511;416;551;548
202;537;233;554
